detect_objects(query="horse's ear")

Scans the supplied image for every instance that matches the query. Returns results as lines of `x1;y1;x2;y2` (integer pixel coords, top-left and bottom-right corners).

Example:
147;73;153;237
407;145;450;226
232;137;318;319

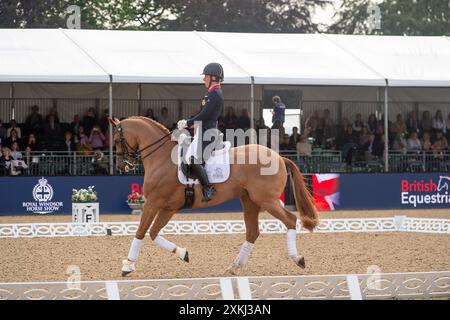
108;117;119;127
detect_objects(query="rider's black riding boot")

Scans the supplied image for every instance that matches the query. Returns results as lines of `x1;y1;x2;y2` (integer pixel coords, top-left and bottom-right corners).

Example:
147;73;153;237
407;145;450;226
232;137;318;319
189;163;216;202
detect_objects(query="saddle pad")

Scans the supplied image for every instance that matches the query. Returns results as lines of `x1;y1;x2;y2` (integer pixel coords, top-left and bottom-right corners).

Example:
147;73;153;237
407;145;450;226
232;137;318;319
177;141;231;185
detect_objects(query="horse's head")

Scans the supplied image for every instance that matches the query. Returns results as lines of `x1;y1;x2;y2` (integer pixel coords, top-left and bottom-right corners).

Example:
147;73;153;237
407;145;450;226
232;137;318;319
437;176;450;192
109;117;140;173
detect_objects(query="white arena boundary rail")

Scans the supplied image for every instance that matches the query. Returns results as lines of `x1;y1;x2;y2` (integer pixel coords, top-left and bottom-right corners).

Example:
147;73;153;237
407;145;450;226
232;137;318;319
0;216;448;238
0;271;449;300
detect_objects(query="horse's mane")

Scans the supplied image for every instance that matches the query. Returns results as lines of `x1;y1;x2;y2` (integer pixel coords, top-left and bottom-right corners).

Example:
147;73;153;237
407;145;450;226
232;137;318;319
126;116;170;135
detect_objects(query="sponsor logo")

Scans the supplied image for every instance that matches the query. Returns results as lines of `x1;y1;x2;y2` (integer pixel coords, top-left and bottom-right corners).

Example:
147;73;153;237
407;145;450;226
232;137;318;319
22;177;63;214
400;176;450;208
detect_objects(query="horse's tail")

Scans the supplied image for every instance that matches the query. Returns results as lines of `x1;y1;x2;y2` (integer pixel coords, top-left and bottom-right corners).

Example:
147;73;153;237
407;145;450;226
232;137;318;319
283;157;320;231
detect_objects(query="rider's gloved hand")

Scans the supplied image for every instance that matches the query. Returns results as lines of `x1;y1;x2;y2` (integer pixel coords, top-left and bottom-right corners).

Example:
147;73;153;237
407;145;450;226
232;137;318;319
177;119;188;130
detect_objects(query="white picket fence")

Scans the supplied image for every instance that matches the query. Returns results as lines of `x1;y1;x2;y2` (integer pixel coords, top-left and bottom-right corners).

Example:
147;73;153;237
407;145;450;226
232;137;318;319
0;216;448;238
0;271;449;300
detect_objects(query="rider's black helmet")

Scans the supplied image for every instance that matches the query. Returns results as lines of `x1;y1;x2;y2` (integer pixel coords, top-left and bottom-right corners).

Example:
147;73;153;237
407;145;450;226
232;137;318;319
202;62;224;81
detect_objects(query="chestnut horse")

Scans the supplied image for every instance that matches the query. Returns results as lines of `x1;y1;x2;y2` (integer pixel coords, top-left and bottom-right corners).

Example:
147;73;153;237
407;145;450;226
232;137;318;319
109;117;319;276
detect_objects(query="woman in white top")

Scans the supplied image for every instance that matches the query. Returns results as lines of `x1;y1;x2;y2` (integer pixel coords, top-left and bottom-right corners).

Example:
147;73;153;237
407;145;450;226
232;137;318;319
6;119;21;139
432;110;446;133
406;132;421;152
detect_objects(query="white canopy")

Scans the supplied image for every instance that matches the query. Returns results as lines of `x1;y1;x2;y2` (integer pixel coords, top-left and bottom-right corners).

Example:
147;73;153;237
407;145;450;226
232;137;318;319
1;29;450;87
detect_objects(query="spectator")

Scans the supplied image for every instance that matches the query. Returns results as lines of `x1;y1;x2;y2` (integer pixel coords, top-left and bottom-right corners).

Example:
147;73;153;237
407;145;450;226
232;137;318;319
70;114;82;136
359;126;370;147
0;119;7;140
45;107;60;124
431;131;448;158
0;146;14;175
341;125;359;164
99;108;110;134
159;107;173;129
305;111;319;143
25;105;44;135
432;110;446;134
395;114;407;136
420;110;433;133
43;115;61;139
289;127;300;150
367;114;378;134
4;129;21;149
296;133;312;156
279;134;291;151
82;107;99;135
362;133;384;162
271;96;285;128
406;132;422;152
223;107;238;129
63;131;76;152
26;133;39;151
322;109;335;143
6;119;21;139
336;117;350;150
352;113;364;138
145;108;158;121
406;111;420;135
75;125;92;155
89;125;105;150
91;150;109;175
237;109;251;130
392;133;407;154
10;142;22;160
421;132;432;151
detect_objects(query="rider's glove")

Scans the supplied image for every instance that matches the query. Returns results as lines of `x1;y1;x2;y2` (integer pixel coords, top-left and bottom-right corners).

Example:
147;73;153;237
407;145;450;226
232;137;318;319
177;119;188;130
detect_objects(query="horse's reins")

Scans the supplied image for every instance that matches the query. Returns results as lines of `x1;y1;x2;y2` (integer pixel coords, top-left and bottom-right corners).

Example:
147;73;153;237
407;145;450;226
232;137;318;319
115;122;173;172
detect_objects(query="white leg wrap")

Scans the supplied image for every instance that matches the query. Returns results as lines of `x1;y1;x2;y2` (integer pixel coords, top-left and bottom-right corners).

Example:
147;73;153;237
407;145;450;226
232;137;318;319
234;241;254;267
153;235;177;253
127;237;143;261
286;229;298;258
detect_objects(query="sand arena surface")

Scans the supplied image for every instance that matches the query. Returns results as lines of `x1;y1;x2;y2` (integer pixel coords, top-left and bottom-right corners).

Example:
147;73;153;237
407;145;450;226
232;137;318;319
0;209;449;283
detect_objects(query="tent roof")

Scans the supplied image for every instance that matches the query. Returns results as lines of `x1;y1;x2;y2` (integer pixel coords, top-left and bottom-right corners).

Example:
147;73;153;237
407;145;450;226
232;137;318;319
1;29;450;87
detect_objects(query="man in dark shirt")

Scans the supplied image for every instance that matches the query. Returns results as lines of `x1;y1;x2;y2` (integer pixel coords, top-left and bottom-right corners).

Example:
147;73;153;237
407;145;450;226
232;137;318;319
271;96;285;128
177;62;224;202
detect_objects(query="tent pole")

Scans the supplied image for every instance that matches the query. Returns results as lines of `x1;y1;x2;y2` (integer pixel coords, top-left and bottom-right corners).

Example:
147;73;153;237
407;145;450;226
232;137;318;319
384;83;389;172
109;79;114;175
250;76;255;144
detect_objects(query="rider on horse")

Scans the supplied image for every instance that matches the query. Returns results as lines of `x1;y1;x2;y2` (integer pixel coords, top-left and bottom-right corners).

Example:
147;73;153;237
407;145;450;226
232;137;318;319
177;62;224;202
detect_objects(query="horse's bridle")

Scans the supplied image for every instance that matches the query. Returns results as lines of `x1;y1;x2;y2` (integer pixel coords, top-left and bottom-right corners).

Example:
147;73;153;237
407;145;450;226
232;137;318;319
114;122;172;172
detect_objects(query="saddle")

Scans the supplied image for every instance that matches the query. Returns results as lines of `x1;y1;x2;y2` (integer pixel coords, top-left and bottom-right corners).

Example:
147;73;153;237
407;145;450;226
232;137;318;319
177;133;231;209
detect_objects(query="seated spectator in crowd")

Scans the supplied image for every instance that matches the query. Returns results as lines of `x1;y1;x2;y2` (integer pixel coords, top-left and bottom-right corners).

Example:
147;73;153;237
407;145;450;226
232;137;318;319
91;150;109;175
289;127;300;150
432;110;446;134
322;109;335;143
63;131;76;152
296;134;312;156
237;109;251;130
43;115;61;139
82;107;99;135
10;142;22;160
26;133;39;151
4;129;22;150
145;108;158;121
99;108;110;134
421;131;432;151
0;146;14;175
279;134;291;151
70;114;82;136
352;113;364;139
359;126;370;147
223;107;238;129
159;107;173;129
89;125;105;150
406;111;419;135
406;132;422;152
362;133;384;162
0;119;7;140
75;125;92;155
395;114;407;136
25;105;44;135
367;114;378;134
431;131;448;159
420;110;433;134
45;107;60;124
7;119;21;139
392;133;407;154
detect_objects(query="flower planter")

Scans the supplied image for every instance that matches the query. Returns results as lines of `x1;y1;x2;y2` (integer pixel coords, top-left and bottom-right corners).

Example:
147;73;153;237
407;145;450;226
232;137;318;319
72;202;100;223
127;202;144;215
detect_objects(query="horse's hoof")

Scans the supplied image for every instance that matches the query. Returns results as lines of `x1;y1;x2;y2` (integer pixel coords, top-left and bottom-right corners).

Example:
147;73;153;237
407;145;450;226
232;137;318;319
176;247;189;263
224;263;239;276
183;251;189;263
121;271;131;277
121;259;136;276
296;256;306;269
